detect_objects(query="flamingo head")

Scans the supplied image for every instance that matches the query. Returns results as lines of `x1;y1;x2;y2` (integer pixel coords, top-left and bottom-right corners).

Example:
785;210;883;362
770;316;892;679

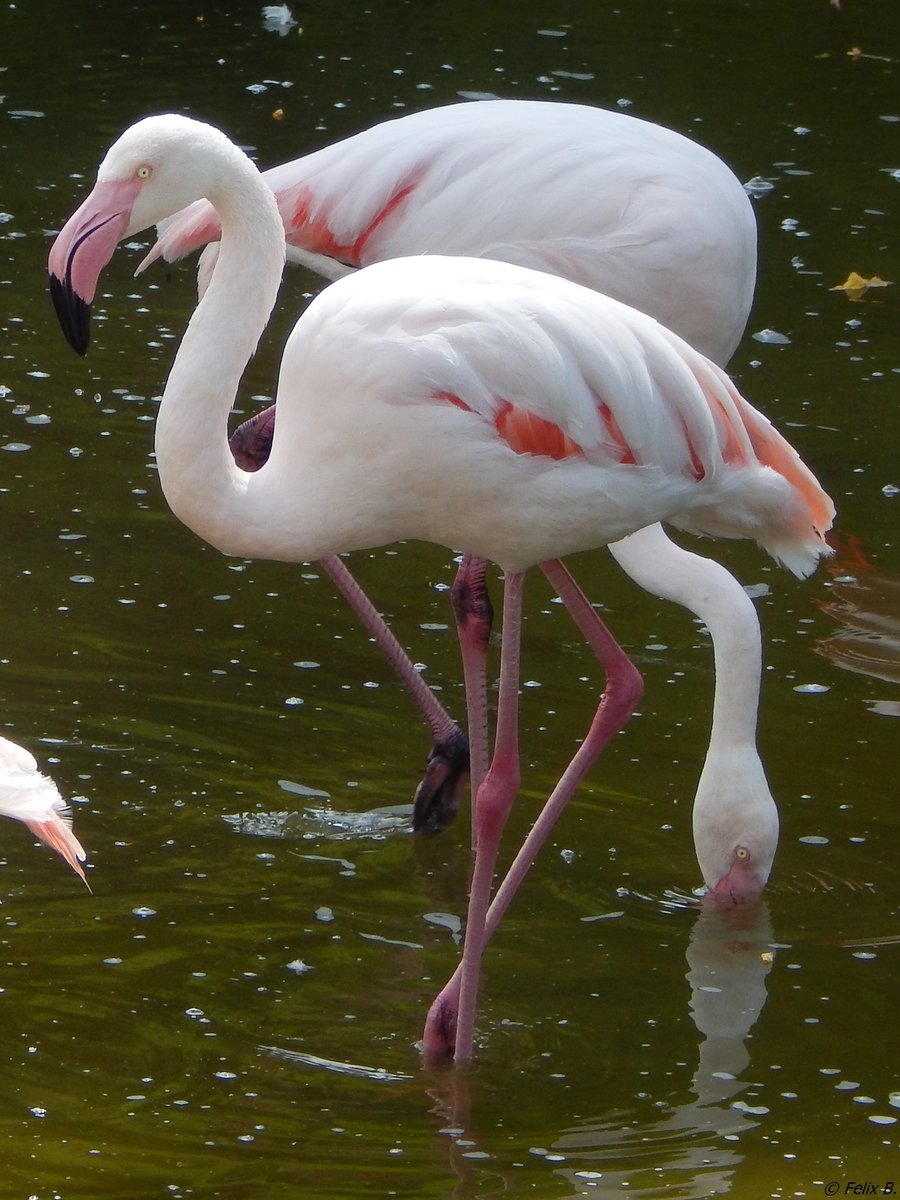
703;843;772;907
691;745;779;905
48;114;248;354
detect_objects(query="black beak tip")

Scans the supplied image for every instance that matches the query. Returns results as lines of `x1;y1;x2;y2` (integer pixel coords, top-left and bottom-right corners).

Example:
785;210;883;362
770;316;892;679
49;273;91;356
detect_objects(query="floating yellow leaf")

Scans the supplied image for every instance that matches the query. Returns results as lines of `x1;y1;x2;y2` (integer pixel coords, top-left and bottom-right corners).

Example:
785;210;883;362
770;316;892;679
832;271;893;301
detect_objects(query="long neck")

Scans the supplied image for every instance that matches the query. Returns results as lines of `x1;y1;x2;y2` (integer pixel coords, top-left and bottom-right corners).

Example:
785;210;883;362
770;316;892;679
608;523;762;751
153;151;286;555
611;524;777;891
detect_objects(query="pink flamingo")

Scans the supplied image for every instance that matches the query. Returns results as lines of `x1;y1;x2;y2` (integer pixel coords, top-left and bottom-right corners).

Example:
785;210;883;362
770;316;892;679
143;99;756;366
0;736;88;886
47;115;833;1060
139;98;759;830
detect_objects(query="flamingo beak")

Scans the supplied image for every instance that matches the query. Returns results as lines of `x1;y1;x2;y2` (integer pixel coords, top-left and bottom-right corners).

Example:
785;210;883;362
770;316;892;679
48;178;142;355
24;818;91;892
707;855;767;906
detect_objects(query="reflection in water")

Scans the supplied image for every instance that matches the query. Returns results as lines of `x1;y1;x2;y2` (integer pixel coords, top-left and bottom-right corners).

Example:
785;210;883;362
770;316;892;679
685;900;773;1108
816;535;900;689
421;899;776;1197
549;900;774;1197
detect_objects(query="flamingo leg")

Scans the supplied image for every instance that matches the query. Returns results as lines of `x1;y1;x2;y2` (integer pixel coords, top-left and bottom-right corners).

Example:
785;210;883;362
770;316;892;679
447;554;494;847
317;554;469;832
442;571;525;1064
422;558;643;1062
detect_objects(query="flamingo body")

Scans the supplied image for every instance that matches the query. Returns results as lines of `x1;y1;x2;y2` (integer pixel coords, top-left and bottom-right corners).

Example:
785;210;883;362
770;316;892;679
0;736;88;886
144;99;757;368
177;253;827;580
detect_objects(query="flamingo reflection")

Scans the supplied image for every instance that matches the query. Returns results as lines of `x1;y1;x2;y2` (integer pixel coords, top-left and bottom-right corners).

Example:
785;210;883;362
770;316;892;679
428;898;775;1196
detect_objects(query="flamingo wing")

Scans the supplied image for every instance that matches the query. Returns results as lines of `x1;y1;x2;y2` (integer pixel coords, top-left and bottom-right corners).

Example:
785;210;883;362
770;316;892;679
308;256;737;475
278;256;831;577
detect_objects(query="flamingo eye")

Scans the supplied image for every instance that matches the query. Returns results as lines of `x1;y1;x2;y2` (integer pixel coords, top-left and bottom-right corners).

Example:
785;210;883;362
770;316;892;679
735;846;749;861
137;165;153;180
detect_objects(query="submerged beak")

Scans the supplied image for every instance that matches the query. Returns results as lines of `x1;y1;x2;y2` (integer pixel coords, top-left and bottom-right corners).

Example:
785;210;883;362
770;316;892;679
47;178;142;355
707;855;767;906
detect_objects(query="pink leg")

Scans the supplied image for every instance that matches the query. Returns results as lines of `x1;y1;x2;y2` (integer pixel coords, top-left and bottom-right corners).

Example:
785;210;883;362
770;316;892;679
449;555;493;846
318;554;469;831
422;559;643;1062
424;572;525;1063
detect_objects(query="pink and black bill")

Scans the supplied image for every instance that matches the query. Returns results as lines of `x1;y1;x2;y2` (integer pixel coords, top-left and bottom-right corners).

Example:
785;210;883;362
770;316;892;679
48;177;142;356
49;268;92;356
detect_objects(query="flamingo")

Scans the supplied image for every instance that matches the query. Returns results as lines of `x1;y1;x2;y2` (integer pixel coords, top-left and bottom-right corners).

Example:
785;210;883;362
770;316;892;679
0;736;89;887
47;114;833;1060
138;97;761;835
142;99;756;365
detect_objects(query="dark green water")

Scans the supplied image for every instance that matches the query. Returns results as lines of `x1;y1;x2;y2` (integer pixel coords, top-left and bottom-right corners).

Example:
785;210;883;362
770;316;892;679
1;1;898;1196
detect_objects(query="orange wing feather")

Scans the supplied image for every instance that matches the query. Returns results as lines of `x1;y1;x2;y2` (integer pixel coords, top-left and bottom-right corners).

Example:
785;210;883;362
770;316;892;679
288;182;418;265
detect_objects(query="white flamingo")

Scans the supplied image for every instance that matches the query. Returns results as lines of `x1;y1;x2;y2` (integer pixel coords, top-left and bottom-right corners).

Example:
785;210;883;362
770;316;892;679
47;115;833;1059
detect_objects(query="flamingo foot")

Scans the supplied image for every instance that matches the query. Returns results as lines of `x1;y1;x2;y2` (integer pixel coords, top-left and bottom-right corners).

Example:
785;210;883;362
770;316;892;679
229;403;276;471
412;728;470;835
421;974;461;1062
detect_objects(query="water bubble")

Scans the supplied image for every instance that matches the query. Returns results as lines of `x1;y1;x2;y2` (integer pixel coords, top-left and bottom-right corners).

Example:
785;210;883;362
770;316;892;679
286;959;313;974
752;328;791;345
744;175;775;197
423;911;462;940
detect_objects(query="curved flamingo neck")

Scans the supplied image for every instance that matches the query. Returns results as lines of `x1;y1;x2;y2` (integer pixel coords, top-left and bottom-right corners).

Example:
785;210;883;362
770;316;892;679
609;524;762;751
608;523;777;891
153;146;286;555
